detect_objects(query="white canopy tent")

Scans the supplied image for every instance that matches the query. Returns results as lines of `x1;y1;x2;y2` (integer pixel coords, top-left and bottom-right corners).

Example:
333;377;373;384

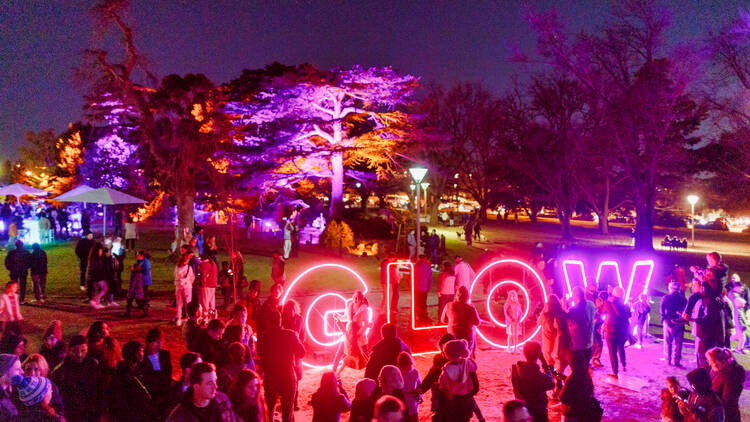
51;184;95;201
52;187;146;236
0;183;49;202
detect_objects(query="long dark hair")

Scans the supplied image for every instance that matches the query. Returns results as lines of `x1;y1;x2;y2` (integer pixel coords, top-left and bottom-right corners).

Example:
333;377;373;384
227;369;264;415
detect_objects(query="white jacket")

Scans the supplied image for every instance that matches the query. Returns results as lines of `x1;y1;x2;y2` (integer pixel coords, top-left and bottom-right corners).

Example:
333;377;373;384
174;264;194;290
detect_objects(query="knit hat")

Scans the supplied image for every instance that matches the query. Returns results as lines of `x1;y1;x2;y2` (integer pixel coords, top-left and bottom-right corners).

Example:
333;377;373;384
43;320;63;342
443;339;470;362
0;354;18;376
11;375;50;406
612;287;624;299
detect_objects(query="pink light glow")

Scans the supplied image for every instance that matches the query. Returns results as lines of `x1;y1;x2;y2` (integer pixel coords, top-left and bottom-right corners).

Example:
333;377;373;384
562;260;587;297
282;263;369;369
595;261;623;289
410;263;448;331
385;261;414;324
485;280;531;328
624;260;655;303
469;259;548;349
305;293;348;347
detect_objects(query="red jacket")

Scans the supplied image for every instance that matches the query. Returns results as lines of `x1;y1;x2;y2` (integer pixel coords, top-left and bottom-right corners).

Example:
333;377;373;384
200;259;218;288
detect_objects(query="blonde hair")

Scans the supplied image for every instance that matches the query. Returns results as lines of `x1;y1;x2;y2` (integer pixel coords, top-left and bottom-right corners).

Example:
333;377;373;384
22;354;50;377
378;365;404;393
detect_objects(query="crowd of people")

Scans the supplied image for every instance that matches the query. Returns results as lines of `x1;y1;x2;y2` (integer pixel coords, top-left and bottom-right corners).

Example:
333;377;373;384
0;214;749;422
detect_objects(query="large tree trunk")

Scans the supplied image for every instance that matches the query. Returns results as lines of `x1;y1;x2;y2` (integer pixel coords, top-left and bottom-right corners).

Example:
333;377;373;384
359;189;370;211
329;151;344;220
634;188;655;251
599;174;611;235
428;191;440;226
175;183;196;253
557;205;573;240
597;212;610;234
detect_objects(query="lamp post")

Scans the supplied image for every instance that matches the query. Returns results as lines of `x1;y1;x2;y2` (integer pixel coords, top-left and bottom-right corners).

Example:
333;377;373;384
409;167;428;258
421;182;430;223
687;194;699;247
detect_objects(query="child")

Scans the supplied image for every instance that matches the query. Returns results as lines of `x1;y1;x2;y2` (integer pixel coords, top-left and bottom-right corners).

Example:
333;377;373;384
437;340;480;421
504;290;523;353
661;376;689;422
633;293;651;348
511;341;555;422
0;281;22;336
350;378;377;422
397;351;421;422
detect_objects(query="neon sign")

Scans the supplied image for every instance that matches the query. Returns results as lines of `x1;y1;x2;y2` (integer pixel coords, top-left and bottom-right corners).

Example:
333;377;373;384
285;257;653;365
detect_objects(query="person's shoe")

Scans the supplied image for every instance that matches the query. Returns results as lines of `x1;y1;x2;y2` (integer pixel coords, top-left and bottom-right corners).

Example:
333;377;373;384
592;359;603;368
607;373;618;379
79;285;86;291
674;363;684;369
39;299;46;305
634;344;642;349
622;366;627;372
660;357;667;361
176;319;183;327
89;300;103;309
108;302;119;307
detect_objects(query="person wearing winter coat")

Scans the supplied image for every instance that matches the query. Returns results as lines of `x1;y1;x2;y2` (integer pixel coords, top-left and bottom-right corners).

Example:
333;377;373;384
50;335;103;422
602;287;631;379
441;286;480;353
139;328;173;416
4;240;31;303
661;376;689;422
511;341;555;422
364;324;411;382
166;362;238;422
199;254;219;314
86;243;109;309
661;282;688;367
30;243;48;303
707;348;745;422
107;340;153;422
537;295;570;374
175;255;195;326
678;367;725;422
310;371;351;422
124;251;148;316
436;340;479;422
566;287;596;368
75;232;95;293
11;374;64;421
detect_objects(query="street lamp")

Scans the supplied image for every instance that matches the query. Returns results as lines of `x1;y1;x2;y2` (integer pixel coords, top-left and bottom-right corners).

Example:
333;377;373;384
421;182;430;224
409;167;428;258
687;194;699;247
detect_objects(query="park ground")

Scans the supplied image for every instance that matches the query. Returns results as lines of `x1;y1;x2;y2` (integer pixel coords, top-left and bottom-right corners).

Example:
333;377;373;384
2;217;749;421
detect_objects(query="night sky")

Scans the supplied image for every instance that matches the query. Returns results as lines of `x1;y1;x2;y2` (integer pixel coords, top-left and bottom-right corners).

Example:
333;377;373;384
0;0;743;158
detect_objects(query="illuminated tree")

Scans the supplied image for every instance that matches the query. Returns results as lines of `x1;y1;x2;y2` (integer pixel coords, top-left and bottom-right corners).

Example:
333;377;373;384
521;0;705;249
81;91;140;189
225;63;418;219
81;0;228;247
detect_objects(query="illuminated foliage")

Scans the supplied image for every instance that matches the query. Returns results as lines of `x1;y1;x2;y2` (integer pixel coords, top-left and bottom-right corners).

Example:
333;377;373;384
225;63;418;219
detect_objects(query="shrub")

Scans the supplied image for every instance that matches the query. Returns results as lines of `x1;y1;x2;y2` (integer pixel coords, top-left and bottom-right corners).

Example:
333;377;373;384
321;219;355;249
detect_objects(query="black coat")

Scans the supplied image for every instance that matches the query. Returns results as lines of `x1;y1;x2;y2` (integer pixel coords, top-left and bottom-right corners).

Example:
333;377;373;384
364;338;411;382
4;247;30;277
50;356;103;422
257;326;305;390
30;248;47;275
75;238;95;262
139;349;174;407
107;362;153;422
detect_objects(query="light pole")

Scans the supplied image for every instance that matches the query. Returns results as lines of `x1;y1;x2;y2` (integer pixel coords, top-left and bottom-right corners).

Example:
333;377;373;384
409;167;428;257
687;194;699;247
421;182;430;223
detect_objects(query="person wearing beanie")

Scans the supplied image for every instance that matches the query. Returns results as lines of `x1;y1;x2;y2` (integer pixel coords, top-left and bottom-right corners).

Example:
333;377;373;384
436;340;479;422
602;286;631;378
0;354;21;419
40;321;67;371
661;282;688;368
11;374;63;421
50;334;103;421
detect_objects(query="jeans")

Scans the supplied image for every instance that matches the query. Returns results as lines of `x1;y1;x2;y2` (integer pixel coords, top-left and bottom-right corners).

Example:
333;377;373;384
91;280;107;304
605;334;626;375
200;287;216;312
283;239;292;259
592;326;603;361
176;287;192;320
438;294;454;322
663;322;684;365
31;273;46;301
79;260;87;287
416;290;429;321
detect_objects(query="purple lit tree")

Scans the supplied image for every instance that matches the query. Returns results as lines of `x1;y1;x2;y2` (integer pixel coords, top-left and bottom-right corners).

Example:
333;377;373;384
80;1;228;248
225;63;418;219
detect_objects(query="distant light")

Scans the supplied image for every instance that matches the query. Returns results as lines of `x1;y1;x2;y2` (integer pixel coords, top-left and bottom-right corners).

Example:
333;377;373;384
409;167;428;183
355;182;361;188
409;184;416;191
25;171;31;176
687;194;699;206
420;182;430;190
